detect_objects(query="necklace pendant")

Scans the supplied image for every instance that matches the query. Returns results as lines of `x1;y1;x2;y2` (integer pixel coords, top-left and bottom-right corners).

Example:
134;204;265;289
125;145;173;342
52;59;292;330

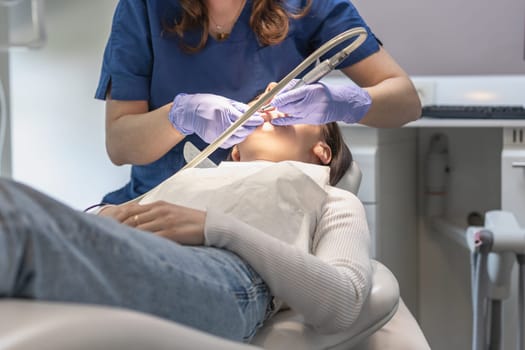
216;32;230;41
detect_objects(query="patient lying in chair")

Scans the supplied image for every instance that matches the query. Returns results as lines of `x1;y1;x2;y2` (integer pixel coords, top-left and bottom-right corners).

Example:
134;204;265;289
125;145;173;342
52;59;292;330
0;84;429;349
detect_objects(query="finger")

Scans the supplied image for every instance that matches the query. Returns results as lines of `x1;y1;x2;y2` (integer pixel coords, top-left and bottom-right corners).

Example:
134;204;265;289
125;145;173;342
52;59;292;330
270;88;307;108
122;213;142;227
220;131;253;148
229;104;265;124
121;204;154;227
135;217;165;233
277;79;300;95
239;114;265;127
270;115;304;126
230;101;251;114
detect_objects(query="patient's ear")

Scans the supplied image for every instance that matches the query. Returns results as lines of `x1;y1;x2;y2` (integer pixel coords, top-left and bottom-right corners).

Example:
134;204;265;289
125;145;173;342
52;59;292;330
312;142;332;165
230;146;241;161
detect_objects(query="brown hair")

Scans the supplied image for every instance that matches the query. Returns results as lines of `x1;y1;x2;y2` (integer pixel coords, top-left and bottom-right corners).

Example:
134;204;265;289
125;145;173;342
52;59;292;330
322;122;352;186
166;0;312;53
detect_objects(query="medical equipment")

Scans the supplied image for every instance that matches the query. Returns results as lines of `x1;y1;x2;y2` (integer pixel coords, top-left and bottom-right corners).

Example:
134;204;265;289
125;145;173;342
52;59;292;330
424;133;449;217
183;27;367;170
467;211;525;350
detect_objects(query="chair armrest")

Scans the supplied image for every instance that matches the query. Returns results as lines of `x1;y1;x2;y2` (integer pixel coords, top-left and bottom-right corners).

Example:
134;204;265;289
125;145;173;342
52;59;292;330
0;261;398;350
250;260;400;350
0;300;260;350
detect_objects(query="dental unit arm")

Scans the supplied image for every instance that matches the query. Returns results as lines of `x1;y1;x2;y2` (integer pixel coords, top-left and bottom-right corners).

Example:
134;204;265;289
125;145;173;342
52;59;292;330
467;211;525;350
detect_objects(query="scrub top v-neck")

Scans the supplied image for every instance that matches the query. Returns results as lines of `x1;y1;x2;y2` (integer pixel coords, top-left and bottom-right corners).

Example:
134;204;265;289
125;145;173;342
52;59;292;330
95;0;380;204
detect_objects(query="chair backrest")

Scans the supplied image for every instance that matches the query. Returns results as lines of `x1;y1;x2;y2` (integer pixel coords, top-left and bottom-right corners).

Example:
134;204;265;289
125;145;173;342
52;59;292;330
251;159;401;349
251;260;400;350
335;160;362;195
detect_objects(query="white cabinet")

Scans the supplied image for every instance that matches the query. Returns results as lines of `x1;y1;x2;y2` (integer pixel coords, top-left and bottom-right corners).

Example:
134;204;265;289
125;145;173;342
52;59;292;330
502;128;525;226
500;127;525;350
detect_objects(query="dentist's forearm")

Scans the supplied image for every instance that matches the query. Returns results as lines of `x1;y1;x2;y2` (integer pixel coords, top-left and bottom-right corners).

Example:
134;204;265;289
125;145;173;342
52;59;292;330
105;101;185;166
360;76;422;128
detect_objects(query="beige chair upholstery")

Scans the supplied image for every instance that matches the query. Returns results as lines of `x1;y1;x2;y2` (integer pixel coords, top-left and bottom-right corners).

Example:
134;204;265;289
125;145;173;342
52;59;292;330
0;300;259;350
251;260;399;349
0;161;400;350
0;261;398;350
249;161;399;349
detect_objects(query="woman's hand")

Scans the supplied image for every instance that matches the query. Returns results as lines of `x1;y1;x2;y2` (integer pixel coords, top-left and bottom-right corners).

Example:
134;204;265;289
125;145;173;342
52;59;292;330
269;80;372;125
98;201;206;245
169;93;264;148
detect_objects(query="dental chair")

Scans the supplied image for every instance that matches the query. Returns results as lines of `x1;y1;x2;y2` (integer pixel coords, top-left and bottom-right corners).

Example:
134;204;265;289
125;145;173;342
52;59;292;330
0;161;400;350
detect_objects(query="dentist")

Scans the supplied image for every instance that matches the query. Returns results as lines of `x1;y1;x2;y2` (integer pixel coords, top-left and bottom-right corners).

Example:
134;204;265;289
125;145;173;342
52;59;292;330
95;0;421;205
94;1;426;348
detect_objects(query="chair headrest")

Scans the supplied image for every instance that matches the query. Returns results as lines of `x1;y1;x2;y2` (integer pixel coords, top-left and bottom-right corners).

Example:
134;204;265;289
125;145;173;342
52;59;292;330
335;160;362;195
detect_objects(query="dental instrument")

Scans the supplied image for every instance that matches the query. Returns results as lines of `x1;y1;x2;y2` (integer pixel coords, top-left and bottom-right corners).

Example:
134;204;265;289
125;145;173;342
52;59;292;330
467;212;525;350
182;27;368;170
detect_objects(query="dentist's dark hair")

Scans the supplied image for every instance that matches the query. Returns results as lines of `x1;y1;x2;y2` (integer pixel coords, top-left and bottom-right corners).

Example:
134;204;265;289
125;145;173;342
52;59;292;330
166;0;312;53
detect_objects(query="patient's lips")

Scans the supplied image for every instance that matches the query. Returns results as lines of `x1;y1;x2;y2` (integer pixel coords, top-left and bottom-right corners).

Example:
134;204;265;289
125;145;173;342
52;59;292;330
260;109;279;131
261;113;274;131
257;106;288;131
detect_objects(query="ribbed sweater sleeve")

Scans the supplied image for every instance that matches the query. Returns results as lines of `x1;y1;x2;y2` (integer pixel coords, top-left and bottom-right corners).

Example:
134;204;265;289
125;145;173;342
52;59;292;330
204;187;372;334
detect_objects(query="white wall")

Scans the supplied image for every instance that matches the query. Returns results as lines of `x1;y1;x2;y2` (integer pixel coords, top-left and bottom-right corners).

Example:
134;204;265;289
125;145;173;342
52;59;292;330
352;0;525;75
9;0;130;209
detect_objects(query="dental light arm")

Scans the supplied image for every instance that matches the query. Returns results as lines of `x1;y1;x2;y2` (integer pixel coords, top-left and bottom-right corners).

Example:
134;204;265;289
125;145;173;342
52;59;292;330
182;27;368;170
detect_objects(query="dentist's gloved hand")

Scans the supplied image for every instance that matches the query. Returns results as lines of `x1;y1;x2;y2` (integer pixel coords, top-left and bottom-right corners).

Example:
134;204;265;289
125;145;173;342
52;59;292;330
169;93;264;148
270;80;372;125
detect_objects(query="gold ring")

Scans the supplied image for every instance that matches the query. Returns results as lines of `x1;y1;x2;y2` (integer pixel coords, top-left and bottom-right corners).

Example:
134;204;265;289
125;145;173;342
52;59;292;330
133;214;139;225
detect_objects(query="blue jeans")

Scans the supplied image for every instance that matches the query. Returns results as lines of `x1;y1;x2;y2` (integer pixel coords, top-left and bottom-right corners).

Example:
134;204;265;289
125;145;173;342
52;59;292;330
0;178;272;342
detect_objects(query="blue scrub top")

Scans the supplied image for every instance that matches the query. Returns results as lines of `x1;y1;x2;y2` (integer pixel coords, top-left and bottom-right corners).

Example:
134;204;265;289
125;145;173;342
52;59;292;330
95;0;380;204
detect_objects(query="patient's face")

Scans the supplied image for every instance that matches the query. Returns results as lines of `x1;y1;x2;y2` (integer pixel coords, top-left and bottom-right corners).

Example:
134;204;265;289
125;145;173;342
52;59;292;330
234;83;328;164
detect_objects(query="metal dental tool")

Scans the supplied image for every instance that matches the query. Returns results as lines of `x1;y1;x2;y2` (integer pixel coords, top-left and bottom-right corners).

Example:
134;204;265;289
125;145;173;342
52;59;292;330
183;27;368;170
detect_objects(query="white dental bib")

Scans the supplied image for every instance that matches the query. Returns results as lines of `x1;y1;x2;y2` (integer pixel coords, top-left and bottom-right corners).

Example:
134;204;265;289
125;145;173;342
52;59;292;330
140;161;329;251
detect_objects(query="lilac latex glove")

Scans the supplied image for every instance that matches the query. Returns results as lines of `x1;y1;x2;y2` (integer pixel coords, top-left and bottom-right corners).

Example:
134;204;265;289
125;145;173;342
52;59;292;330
169;93;264;148
270;80;372;125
